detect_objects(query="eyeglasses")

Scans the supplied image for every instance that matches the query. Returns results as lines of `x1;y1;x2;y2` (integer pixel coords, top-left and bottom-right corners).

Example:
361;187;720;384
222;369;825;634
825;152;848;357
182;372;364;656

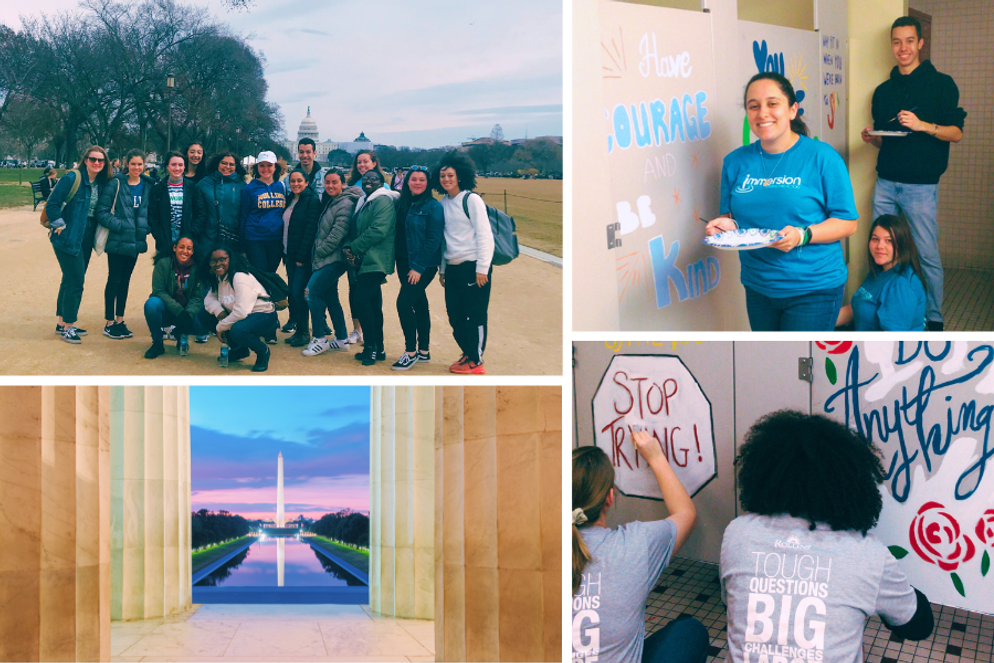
209;257;229;265
87;156;105;163
410;165;428;172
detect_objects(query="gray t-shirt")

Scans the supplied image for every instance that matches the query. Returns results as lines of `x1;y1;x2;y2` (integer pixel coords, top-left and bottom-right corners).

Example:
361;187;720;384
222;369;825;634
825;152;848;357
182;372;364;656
572;519;677;663
720;514;918;663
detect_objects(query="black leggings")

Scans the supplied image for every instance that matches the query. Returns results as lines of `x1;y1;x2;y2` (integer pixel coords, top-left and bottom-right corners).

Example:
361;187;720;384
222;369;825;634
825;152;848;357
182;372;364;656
444;261;491;363
355;272;385;352
396;267;437;353
104;253;139;320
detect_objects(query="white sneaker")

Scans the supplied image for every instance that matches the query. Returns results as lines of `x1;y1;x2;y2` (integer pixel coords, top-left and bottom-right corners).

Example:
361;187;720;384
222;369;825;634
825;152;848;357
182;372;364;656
347;329;363;346
302;338;330;356
327;338;351;352
162;325;176;341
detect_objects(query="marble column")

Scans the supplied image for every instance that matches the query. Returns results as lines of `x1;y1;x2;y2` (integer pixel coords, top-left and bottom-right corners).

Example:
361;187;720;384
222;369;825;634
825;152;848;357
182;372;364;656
435;386;562;662
109;386;191;622
0;386;111;662
369;386;435;620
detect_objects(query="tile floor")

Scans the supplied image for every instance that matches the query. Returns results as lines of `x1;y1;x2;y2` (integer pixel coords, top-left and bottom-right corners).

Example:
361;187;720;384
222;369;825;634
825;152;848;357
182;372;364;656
645;556;994;663
111;604;434;662
945;268;994;332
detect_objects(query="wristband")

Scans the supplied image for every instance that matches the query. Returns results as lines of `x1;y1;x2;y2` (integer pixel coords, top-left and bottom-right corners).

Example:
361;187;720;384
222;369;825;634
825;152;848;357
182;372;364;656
798;226;811;247
931;123;939;136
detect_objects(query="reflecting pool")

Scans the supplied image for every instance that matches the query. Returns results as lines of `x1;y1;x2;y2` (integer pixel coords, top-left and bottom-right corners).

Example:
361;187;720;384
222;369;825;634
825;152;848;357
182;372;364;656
194;538;365;587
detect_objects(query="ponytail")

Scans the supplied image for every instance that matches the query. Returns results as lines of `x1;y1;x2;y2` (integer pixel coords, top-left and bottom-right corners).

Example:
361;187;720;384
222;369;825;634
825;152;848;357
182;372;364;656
571;447;615;595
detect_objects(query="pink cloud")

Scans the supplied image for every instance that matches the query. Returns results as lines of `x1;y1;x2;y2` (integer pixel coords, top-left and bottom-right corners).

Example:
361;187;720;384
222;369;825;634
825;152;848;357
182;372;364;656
192;474;369;520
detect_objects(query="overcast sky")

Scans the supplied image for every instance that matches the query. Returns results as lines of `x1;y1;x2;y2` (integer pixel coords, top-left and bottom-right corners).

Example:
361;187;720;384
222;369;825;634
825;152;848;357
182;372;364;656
2;0;563;149
190;386;370;521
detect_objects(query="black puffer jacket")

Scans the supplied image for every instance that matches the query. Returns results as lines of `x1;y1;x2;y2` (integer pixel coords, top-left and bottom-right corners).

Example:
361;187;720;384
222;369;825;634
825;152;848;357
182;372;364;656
148;177;197;253
284;185;322;266
96;173;153;257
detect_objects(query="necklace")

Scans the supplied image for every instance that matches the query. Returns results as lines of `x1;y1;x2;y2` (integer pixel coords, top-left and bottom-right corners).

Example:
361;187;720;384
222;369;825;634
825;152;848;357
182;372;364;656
759;134;797;186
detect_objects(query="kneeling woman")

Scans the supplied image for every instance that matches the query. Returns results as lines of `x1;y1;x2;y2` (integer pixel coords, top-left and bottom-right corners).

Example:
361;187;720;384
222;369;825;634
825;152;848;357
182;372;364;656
198;247;279;372
721;411;933;661
573;433;708;663
837;214;927;331
143;236;211;359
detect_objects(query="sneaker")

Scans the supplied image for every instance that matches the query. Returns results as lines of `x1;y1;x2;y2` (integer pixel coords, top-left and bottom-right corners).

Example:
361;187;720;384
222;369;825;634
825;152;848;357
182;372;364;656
451;359;485;375
288;331;310;347
103;322;127;339
117;322;133;339
56;324;87;336
280;320;296;334
144;343;165;359
416;350;430;362
62;326;82;344
392;353;419;371
449;355;468;371
265;329;278;345
376;347;387;362
162;325;177;341
194;334;209;344
347;329;363;346
327;338;350;352
361;351;377;366
303;338;330;356
251;347;271;372
355;348;379;362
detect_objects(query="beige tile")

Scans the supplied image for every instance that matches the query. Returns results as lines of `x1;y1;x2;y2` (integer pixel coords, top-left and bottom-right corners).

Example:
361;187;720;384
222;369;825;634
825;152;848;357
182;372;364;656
498;568;543;662
118;620;241;658
0;570;40;661
441;563;465;661
39;566;76;660
0;434;42;575
76;561;103;661
463;386;496;441
463;435;497;569
465;567;499;662
226;621;329;657
408;657;435;662
496;432;541;571
110;633;145;657
496;386;541;436
319;620;432;657
0;385;42;439
396;620;435;654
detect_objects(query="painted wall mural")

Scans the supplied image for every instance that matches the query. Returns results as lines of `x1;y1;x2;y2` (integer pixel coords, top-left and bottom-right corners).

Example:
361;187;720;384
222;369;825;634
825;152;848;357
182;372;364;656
814;341;994;613
592;354;717;499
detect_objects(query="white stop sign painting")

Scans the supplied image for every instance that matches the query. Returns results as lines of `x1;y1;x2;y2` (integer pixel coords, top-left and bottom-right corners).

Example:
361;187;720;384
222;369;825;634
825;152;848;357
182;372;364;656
592;354;716;499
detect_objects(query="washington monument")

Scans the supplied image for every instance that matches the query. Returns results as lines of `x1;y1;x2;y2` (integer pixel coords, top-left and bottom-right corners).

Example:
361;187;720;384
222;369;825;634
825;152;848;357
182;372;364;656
277;452;284;527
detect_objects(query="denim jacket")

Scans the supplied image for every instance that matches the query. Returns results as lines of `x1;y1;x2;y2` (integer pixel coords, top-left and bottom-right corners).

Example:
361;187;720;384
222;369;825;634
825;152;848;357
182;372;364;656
46;170;102;257
403;197;443;274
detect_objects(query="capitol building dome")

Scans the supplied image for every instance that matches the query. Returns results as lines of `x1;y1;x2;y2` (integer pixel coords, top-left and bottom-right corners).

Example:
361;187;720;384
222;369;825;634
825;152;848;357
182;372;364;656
297;106;319;142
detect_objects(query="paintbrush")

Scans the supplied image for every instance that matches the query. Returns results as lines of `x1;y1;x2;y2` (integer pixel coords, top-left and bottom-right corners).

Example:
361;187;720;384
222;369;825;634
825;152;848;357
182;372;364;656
884;106;918;125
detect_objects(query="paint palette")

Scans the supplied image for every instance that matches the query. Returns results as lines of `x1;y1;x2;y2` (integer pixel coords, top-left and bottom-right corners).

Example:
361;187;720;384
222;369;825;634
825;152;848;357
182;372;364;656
703;228;780;250
867;130;911;137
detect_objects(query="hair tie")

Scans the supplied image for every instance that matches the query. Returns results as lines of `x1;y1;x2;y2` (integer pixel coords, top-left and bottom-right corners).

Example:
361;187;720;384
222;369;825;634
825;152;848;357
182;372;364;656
572;508;588;526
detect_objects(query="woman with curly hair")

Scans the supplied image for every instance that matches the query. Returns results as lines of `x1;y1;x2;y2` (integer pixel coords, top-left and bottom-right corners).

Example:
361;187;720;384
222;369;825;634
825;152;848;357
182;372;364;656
194;151;247;262
721;410;933;662
433;150;494;374
572;437;707;663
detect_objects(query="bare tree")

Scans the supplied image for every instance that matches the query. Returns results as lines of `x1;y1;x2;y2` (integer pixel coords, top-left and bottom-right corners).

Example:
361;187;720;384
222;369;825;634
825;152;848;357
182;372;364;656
489;123;505;142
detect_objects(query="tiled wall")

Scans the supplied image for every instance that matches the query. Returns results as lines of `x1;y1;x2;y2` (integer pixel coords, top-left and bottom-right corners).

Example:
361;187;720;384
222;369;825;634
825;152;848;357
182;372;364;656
911;0;994;269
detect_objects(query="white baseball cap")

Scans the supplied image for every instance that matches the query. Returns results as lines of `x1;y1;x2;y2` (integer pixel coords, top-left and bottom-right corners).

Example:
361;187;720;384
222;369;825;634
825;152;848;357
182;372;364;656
256;151;277;164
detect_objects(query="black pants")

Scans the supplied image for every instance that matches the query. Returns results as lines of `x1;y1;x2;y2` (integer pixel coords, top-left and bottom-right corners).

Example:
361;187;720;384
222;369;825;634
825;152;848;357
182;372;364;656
354;272;385;352
444;261;492;363
104;253;139;320
53;221;96;325
285;257;312;333
396;266;437;353
347;268;360;323
244;239;283;272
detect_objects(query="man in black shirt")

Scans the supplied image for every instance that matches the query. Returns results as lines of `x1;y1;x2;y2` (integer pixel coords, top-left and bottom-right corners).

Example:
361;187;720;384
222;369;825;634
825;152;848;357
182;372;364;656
861;15;966;332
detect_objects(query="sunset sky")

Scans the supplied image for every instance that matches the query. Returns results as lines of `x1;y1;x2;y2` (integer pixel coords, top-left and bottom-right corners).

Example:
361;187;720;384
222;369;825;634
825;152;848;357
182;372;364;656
190;386;370;521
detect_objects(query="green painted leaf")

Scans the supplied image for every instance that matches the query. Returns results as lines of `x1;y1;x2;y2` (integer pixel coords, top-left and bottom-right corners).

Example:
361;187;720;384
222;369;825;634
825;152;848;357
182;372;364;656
888;545;909;560
983;550;990;577
826;357;837;385
951;572;966;597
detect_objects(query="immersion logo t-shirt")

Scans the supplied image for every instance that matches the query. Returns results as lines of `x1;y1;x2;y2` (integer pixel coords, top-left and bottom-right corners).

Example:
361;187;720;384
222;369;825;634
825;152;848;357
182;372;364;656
720;514;917;663
719;135;858;298
572;519;677;663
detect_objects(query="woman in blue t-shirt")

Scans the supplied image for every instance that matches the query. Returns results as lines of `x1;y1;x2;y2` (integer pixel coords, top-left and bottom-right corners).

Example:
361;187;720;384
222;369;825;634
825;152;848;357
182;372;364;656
837;214;927;331
705;72;858;331
572;433;708;663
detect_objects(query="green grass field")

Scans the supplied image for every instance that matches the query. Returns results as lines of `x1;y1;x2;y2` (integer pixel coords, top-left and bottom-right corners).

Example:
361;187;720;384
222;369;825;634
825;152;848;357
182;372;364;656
190;535;253;575
475;177;562;257
0;184;36;209
309;536;369;574
0;168;47;184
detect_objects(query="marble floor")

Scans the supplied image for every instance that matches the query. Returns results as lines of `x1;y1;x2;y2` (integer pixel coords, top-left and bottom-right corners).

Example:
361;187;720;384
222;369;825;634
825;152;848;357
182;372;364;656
111;604;435;662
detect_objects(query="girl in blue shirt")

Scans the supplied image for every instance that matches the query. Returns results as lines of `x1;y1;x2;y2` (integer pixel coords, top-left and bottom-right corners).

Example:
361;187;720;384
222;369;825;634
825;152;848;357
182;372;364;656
705;72;858;331
837;214;927;331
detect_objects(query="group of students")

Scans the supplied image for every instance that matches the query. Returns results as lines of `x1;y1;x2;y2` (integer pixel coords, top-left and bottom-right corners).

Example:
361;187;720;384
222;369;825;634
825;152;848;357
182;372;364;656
572;411;935;663
44;139;495;373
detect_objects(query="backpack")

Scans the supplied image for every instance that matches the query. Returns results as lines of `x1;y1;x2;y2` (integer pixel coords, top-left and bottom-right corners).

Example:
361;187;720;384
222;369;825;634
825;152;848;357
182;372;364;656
462;192;519;266
40;169;82;228
244;264;290;310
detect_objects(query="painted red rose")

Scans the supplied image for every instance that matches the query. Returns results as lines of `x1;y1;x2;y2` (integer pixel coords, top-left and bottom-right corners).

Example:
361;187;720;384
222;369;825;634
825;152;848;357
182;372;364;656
909;501;976;571
976;509;994;546
815;341;853;355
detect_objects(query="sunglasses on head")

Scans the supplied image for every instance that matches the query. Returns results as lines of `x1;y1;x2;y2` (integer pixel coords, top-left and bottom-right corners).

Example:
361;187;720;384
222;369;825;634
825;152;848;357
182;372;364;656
87;156;105;163
409;165;428;172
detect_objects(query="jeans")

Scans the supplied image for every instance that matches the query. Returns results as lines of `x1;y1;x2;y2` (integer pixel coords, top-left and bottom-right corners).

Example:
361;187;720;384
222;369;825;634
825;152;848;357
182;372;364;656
196;307;277;356
354;272;385;352
745;284;844;331
105;253;139;320
444;261;492;363
144;297;211;343
306;262;349;340
873;177;942;322
53;219;96;324
396;267;437;353
642;616;709;663
285;257;312;333
244;239;283;272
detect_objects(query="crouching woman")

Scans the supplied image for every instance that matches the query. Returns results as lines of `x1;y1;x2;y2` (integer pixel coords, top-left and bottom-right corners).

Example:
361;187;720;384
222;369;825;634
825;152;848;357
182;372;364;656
143;236;212;359
197;247;279;372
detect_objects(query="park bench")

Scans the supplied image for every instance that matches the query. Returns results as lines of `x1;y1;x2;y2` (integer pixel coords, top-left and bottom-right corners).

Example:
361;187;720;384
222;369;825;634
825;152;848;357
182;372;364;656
31;180;45;210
